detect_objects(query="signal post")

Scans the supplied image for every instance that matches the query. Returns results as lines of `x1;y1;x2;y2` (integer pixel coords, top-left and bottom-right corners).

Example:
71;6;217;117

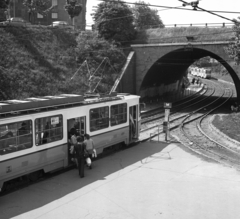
163;102;172;142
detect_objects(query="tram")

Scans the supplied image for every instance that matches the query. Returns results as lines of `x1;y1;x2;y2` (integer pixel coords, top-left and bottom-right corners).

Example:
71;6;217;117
0;92;140;191
189;67;211;79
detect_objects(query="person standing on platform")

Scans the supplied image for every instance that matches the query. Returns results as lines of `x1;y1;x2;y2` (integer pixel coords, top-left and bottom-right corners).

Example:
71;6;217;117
84;134;96;169
74;136;86;178
69;127;78;164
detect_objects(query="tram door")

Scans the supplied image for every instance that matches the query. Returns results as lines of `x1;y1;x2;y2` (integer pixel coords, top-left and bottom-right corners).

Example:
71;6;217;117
129;105;138;142
67;116;86;164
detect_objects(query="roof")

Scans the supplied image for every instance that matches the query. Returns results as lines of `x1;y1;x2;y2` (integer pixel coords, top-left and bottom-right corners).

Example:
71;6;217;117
0;92;134;116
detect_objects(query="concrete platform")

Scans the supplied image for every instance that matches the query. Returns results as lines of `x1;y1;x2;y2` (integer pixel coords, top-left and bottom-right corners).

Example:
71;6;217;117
1;139;240;219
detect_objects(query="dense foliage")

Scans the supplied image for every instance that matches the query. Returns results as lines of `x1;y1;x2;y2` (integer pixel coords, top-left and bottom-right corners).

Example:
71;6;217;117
131;1;164;30
92;0;136;45
225;17;240;65
0;26;78;100
192;56;228;76
0;0;9;9
74;31;126;93
0;26;127;100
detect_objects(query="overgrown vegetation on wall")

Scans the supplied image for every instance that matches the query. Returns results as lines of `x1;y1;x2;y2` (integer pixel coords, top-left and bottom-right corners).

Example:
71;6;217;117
0;26;126;100
133;26;235;44
0;26;80;100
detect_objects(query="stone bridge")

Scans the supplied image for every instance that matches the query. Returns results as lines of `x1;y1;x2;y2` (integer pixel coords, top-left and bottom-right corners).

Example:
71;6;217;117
118;41;240;101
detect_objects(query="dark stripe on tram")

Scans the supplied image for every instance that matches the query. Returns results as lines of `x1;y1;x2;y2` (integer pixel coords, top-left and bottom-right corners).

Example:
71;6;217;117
0;125;130;163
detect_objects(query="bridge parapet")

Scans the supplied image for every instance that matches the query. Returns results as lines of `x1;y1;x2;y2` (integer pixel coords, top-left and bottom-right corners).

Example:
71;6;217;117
131;41;232;47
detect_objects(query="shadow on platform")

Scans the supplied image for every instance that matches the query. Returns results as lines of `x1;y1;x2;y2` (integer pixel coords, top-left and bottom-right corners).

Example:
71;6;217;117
0;141;171;219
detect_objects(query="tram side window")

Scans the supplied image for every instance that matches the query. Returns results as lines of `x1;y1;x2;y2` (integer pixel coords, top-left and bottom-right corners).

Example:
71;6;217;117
111;103;127;126
35;115;63;146
0;120;33;155
90;106;109;131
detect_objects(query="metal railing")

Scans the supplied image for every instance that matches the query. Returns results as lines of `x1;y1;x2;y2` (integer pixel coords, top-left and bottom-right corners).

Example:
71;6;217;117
164;23;233;28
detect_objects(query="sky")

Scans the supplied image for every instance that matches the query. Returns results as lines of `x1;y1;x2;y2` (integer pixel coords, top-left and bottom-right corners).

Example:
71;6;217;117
86;0;240;28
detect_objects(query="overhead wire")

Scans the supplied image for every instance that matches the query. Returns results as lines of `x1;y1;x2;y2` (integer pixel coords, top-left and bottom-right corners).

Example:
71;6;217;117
1;3;237;83
97;0;240;14
87;0;240;29
1;1;238;65
178;0;240;24
92;2;185;25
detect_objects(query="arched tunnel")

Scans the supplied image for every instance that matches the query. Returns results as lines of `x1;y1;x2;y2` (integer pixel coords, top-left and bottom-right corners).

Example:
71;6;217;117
140;47;240;102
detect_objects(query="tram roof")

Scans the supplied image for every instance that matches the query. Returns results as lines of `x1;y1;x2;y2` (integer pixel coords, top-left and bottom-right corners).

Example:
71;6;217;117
0;92;135;116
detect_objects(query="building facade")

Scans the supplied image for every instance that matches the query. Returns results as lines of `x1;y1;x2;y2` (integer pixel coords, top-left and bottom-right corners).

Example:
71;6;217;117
7;0;87;30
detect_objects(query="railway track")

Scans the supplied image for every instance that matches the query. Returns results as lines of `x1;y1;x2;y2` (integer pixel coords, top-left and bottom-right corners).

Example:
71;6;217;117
170;82;240;169
140;79;219;138
141;83;206;121
177;87;240;169
140;79;240;170
1;79;237;196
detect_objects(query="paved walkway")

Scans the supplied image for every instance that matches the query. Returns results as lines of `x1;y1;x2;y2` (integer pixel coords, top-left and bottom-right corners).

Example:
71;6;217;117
1;137;240;219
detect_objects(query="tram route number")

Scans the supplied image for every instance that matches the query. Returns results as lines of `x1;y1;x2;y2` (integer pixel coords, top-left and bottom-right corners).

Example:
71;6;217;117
51;117;59;125
164;102;172;109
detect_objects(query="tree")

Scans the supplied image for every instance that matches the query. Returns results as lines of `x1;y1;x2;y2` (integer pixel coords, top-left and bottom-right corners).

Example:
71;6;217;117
131;1;164;30
0;0;9;9
22;0;56;23
193;56;212;68
73;31;126;93
64;0;82;26
0;0;9;22
92;0;136;45
225;18;240;65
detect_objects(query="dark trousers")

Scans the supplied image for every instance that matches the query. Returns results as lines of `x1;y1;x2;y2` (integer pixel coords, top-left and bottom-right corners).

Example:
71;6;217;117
76;157;84;177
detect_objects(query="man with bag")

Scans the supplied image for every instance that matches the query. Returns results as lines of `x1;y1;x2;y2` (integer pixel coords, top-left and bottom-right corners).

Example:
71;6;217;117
74;136;86;178
84;134;97;169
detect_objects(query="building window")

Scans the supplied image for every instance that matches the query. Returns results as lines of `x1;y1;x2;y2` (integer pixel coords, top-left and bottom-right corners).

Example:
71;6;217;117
52;0;58;6
90;107;109;131
0;120;33;155
37;13;43;19
35;115;63;146
52;13;58;19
